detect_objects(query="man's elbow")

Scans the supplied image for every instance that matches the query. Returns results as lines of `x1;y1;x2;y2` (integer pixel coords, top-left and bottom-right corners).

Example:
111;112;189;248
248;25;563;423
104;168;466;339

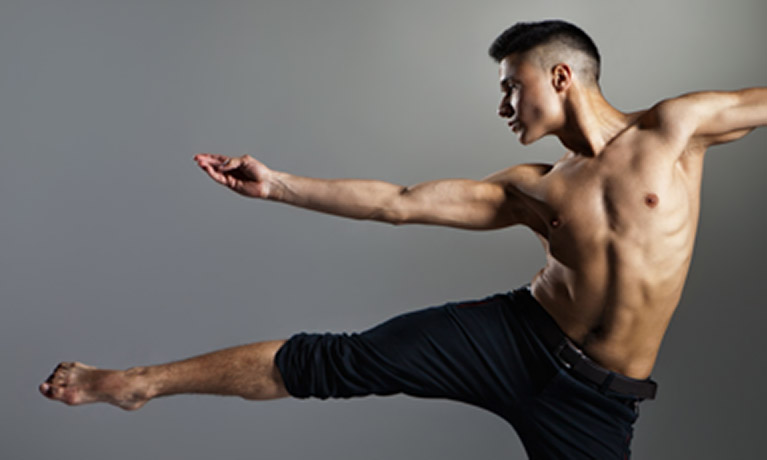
367;188;411;226
372;209;408;226
386;186;417;225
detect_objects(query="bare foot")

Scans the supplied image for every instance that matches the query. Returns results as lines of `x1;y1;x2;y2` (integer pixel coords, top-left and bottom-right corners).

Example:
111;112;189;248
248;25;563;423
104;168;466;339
39;362;151;411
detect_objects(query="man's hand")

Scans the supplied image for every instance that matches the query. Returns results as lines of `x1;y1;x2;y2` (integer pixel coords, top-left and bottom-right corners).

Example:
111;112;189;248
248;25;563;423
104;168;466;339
194;154;274;199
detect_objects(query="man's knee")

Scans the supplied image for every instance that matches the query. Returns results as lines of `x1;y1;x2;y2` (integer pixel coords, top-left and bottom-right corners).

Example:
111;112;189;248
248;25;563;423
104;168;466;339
242;339;290;401
266;340;290;399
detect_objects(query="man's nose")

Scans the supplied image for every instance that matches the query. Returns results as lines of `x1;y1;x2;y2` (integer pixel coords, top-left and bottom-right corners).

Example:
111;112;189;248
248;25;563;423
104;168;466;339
498;99;514;118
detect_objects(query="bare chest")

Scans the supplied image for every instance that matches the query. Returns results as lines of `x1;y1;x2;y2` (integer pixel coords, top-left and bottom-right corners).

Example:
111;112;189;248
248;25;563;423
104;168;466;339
530;139;703;264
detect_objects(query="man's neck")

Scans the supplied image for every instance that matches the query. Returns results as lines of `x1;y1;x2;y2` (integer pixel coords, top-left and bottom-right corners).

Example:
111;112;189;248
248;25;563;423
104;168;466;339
554;87;631;157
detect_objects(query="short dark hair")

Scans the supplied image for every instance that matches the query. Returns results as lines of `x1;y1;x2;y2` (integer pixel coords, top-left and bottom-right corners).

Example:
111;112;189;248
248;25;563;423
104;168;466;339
488;20;601;82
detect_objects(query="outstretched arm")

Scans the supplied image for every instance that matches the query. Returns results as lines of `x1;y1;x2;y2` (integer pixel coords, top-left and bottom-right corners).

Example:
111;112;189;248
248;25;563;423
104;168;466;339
666;87;767;147
194;154;525;230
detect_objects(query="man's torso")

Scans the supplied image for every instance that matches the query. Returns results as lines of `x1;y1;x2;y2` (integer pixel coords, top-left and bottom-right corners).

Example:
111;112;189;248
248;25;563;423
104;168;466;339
507;108;707;379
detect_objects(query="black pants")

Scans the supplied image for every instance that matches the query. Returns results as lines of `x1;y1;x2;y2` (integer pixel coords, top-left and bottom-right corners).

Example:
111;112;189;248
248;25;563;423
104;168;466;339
275;287;647;459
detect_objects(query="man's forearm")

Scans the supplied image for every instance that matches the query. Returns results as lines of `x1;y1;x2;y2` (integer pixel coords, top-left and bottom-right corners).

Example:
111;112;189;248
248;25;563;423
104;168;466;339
268;171;409;223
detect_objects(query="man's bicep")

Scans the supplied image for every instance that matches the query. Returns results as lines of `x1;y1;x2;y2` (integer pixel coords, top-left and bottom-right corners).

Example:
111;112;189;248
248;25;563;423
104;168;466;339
398;178;515;229
397;163;544;230
682;89;767;145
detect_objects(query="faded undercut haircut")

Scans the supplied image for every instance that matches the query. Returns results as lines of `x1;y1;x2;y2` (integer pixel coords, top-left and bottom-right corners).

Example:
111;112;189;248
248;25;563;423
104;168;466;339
488;20;601;86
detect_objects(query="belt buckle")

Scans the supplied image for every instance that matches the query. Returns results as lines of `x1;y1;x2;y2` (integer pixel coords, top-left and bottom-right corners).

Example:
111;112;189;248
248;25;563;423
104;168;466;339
554;338;587;371
554;339;572;369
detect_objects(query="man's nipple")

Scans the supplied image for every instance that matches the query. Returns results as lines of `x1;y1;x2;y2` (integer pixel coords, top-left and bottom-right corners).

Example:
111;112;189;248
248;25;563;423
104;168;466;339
644;193;659;208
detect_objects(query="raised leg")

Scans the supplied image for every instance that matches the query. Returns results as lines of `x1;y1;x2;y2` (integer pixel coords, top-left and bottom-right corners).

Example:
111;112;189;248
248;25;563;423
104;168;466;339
39;340;289;410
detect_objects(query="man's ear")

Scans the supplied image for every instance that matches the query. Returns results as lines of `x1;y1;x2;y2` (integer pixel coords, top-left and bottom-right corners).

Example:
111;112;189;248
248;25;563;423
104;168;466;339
551;63;573;92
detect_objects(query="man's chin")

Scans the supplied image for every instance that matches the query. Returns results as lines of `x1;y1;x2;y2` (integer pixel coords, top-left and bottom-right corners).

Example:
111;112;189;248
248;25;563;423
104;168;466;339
517;130;538;146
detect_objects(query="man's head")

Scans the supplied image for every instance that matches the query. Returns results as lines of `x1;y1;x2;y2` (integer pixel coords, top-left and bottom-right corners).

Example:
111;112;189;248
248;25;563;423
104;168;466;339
489;20;601;144
489;20;601;85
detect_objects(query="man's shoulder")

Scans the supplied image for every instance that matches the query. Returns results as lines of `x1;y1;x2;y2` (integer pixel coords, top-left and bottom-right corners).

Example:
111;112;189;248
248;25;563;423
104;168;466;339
640;91;734;132
621;96;708;153
635;97;684;130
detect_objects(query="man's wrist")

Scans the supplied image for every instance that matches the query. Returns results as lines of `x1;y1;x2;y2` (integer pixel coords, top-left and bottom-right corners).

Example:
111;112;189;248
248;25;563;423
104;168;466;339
266;170;290;203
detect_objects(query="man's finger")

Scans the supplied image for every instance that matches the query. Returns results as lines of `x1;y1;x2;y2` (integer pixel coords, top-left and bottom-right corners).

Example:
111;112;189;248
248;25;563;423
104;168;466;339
217;156;242;172
194;153;229;166
199;163;228;185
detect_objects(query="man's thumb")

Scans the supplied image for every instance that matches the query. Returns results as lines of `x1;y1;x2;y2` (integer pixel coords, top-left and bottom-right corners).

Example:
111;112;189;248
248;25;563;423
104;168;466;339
217;157;242;172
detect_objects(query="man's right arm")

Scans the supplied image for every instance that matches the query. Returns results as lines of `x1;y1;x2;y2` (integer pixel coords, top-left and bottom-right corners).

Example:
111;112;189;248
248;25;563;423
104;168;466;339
194;154;527;230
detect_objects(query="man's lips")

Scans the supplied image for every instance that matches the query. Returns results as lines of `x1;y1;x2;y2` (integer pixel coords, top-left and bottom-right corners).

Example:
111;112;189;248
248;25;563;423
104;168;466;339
508;120;522;132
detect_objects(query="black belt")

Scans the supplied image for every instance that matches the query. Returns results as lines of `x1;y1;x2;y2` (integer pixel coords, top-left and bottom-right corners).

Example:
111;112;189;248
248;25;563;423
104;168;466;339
527;294;658;400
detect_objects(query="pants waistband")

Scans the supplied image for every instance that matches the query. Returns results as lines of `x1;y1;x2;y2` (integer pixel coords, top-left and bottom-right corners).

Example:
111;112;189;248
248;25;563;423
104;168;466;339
516;286;658;400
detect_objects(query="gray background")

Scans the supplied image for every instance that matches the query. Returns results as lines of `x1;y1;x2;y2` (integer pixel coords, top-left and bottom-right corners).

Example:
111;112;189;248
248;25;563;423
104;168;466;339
2;0;765;458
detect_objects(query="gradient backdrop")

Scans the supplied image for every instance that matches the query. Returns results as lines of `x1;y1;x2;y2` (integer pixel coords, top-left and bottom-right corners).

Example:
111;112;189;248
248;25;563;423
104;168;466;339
2;0;765;458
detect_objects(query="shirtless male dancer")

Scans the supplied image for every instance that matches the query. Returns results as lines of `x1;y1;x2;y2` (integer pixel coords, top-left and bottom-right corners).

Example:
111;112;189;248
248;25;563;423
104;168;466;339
40;20;767;459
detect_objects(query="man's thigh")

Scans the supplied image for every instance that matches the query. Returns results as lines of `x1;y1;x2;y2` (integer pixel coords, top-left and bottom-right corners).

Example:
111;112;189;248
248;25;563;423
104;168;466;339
274;292;549;411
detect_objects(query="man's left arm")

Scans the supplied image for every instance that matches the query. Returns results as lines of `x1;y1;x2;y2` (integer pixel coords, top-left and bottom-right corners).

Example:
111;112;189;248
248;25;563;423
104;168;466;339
679;87;767;147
